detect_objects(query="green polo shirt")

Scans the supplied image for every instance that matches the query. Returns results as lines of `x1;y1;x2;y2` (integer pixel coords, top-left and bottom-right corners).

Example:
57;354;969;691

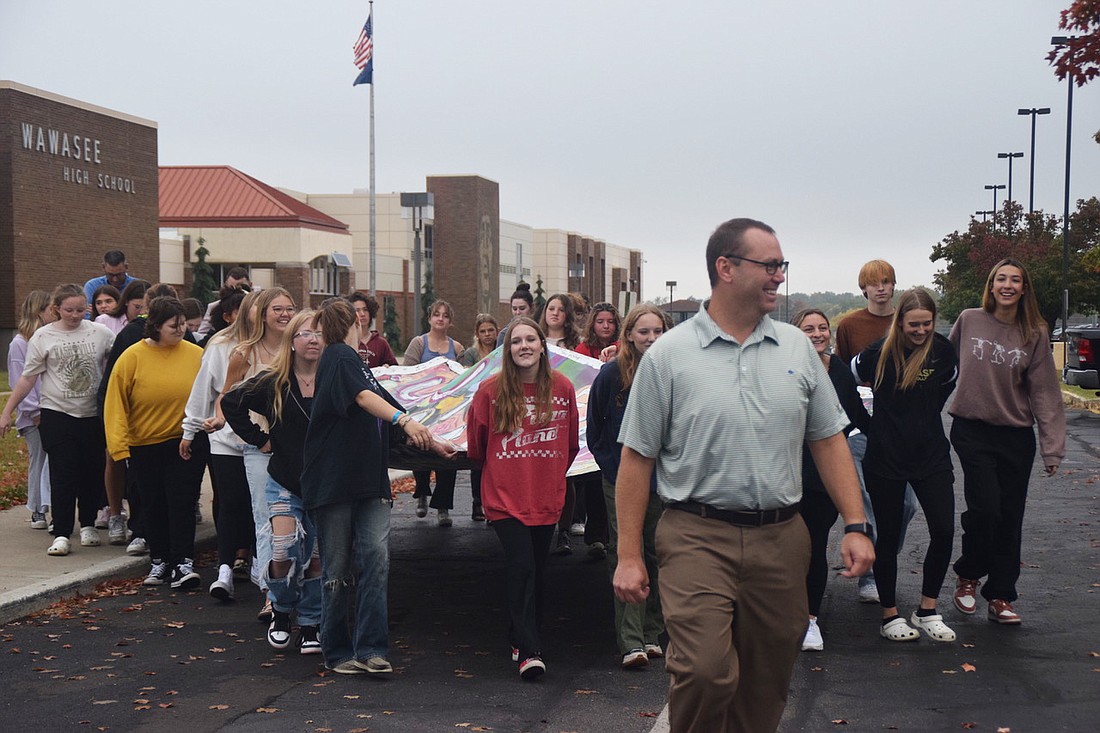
619;300;848;510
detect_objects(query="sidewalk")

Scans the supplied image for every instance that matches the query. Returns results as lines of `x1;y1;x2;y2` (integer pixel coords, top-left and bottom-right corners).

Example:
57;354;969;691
0;470;410;626
0;477;217;626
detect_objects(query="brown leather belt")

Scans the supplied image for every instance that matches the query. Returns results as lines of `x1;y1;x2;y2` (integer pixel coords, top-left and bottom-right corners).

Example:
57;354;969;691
666;500;800;527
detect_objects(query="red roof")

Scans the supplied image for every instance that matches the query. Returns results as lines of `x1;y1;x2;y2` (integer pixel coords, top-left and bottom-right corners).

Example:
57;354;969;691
159;166;349;234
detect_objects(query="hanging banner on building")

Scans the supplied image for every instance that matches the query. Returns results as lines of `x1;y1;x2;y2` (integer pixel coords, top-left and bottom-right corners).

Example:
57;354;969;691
377;345;601;476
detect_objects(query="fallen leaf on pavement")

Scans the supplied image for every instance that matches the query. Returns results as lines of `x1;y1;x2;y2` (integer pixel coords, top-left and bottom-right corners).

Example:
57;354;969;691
961;663;977;672
209;705;229;710
574;689;597;695
256;707;279;713
91;700;117;705
831;720;848;725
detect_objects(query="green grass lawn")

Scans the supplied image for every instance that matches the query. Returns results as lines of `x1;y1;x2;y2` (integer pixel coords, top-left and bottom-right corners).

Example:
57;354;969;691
0;429;28;510
0;368;29;509
1062;381;1100;401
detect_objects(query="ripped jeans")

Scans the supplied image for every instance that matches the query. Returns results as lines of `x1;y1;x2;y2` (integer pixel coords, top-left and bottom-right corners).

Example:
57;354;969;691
310;497;391;668
264;477;321;627
242;444;272;590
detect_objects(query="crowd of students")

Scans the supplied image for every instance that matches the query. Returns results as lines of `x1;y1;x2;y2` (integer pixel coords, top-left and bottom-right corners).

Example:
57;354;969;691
0;252;1065;682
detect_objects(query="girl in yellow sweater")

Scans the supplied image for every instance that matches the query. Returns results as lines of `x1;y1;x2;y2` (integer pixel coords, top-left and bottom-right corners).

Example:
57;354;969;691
104;297;205;590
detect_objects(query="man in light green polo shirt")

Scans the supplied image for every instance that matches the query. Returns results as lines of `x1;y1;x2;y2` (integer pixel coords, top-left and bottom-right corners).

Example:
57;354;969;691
612;217;875;733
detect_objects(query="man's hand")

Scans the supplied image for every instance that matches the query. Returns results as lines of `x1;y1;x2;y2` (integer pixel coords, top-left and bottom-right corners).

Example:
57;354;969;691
837;532;875;579
613;555;651;604
179;439;193;461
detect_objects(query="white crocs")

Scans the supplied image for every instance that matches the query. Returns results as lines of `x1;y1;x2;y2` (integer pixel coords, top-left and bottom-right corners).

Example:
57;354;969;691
880;616;920;642
910;611;956;642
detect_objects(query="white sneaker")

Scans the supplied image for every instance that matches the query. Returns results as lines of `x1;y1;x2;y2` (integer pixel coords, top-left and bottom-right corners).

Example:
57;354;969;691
858;577;880;604
802;618;824;651
94;507;109;529
107;513;128;545
80;526;100;547
126;537;148;556
209;564;234;601
47;536;71;556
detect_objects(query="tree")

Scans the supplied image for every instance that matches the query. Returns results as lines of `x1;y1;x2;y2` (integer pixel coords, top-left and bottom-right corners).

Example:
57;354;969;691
189;237;218;305
930;199;1100;330
1048;1;1100;85
419;266;436;333
533;275;546;310
1048;2;1100;142
383;295;401;353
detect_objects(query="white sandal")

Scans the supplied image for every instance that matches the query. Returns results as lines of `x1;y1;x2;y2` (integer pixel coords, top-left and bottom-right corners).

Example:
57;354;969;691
880;616;920;642
910;611;956;642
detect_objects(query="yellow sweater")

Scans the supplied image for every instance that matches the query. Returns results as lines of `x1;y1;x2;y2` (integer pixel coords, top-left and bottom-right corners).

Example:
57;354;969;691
104;339;203;461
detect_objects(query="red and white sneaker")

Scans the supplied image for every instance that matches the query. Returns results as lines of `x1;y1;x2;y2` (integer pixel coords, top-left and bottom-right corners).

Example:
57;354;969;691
519;656;546;680
987;599;1022;625
953;577;980;614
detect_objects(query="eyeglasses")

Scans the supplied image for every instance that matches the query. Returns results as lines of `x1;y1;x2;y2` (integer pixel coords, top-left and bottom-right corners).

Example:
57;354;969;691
293;330;323;340
721;254;789;275
270;306;296;316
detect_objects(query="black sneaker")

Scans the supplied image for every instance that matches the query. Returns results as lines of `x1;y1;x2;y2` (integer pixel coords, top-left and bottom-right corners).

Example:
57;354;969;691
268;611;292;650
551;531;572;556
169;559;200;590
143;559;169;586
297;625;321;655
471;502;485;521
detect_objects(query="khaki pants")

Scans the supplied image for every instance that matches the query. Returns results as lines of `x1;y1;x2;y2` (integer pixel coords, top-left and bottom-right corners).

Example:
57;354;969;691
657;508;810;733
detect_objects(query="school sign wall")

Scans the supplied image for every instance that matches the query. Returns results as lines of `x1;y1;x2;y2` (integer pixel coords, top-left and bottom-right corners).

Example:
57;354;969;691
0;80;159;333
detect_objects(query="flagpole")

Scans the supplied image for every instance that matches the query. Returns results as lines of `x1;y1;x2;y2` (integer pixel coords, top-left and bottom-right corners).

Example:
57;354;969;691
368;0;376;296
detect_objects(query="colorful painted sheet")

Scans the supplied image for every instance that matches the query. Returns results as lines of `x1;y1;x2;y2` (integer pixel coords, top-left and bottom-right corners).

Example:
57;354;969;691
375;345;602;476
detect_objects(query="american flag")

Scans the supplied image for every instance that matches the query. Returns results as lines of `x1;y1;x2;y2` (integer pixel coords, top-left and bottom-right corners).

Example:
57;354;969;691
353;13;373;86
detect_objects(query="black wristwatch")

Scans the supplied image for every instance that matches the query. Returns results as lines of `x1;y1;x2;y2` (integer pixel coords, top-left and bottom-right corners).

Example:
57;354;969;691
844;522;875;542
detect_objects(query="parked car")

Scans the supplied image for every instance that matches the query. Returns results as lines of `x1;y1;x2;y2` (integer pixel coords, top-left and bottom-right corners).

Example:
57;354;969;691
1063;324;1100;390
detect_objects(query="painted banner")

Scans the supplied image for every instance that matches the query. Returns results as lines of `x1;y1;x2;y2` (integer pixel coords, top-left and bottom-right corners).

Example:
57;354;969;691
375;345;602;476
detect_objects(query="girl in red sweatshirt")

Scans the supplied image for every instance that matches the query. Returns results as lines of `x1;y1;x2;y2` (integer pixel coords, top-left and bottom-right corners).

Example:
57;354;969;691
466;317;579;681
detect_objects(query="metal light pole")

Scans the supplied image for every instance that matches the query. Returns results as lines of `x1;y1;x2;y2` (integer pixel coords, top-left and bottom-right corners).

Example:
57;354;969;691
984;184;1005;231
400;191;435;323
975;210;995;223
996;152;1024;205
1017;107;1051;213
1052;36;1076;341
666;280;677;304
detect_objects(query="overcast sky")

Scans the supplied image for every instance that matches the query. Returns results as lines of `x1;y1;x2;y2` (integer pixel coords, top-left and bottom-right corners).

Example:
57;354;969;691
3;1;1098;300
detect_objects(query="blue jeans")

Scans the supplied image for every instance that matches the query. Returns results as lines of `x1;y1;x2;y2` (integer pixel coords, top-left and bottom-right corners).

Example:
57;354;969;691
310;498;392;668
848;431;918;583
242;444;272;590
264;477;321;627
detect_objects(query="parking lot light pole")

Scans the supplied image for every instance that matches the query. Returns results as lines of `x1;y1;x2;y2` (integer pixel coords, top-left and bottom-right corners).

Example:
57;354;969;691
1017;107;1051;213
1051;35;1076;341
984;184;1006;231
997;152;1024;205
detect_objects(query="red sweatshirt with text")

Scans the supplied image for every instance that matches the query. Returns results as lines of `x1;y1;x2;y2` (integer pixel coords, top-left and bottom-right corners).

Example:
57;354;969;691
466;371;579;526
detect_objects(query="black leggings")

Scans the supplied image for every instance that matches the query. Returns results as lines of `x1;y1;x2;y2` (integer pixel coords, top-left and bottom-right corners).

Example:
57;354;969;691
491;518;555;660
413;469;457;510
866;468;955;609
800;490;839;617
39;409;106;538
210;454;255;567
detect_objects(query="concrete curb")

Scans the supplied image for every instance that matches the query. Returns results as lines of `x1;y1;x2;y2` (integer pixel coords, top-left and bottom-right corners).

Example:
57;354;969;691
1062;388;1100;413
0;522;218;626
